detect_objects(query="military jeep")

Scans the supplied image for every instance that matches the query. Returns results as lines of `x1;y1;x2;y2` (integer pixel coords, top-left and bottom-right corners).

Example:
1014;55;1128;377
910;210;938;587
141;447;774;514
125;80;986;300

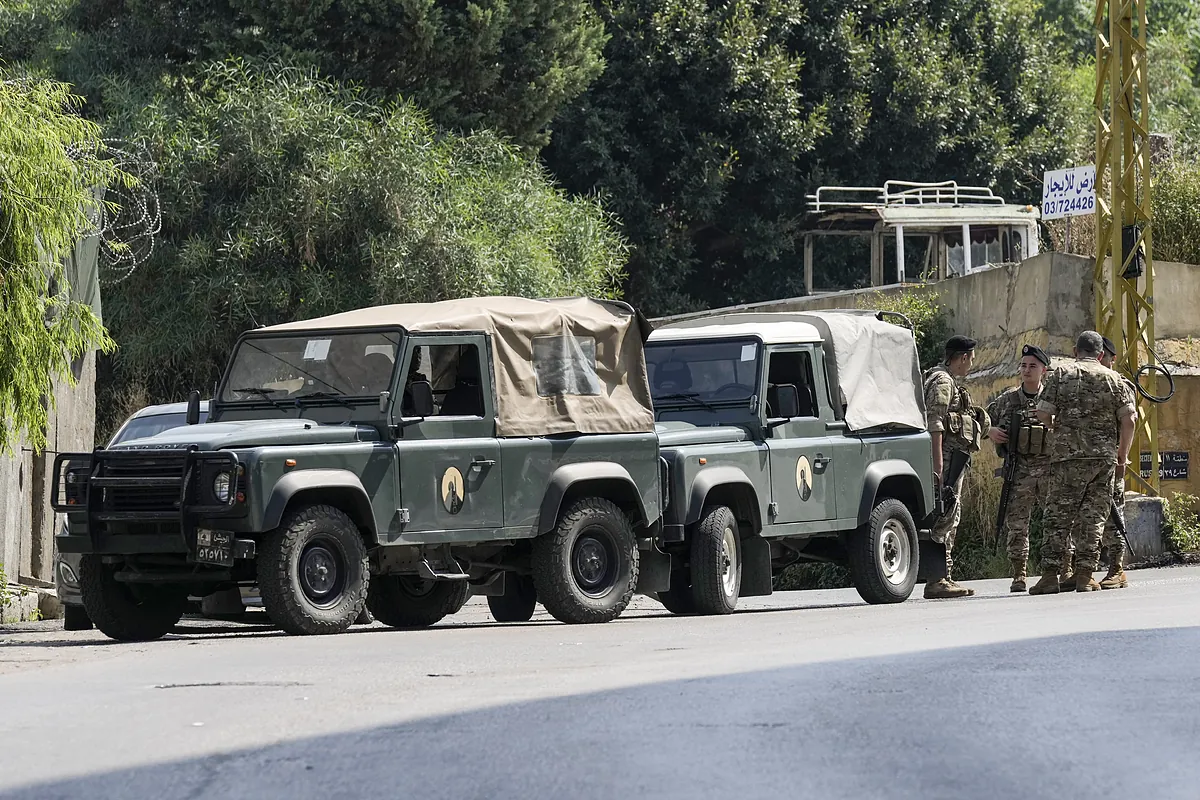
53;297;666;640
644;310;938;613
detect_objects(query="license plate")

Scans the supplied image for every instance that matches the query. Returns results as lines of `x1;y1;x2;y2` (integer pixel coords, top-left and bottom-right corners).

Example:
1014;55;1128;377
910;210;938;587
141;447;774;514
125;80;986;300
195;529;234;567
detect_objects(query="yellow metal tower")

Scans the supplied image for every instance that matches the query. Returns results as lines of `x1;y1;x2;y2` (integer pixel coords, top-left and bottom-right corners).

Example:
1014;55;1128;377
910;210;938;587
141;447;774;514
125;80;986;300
1093;0;1158;493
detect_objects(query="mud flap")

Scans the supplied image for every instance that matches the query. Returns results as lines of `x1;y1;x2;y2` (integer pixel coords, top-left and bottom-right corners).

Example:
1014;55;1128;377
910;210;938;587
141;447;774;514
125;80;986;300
739;536;773;597
918;540;948;582
635;540;671;594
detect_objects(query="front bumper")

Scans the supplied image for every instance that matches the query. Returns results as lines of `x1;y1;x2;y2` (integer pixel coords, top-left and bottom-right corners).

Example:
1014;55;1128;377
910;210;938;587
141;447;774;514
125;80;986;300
52;448;242;558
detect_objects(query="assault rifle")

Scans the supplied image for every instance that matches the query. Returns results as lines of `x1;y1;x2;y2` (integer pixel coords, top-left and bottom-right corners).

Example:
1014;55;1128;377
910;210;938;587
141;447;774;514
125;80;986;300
992;406;1022;553
1109;490;1137;559
937;448;972;518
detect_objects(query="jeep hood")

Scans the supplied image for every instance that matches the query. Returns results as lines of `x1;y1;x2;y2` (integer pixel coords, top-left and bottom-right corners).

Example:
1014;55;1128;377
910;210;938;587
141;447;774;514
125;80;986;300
109;419;374;451
654;421;748;447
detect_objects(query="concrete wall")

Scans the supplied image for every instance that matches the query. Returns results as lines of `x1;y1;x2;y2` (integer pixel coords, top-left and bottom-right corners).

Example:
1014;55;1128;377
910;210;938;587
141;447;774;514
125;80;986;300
0;350;96;587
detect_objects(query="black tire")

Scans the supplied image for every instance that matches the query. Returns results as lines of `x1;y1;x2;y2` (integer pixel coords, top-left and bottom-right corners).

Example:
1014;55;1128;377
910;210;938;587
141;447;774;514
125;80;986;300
78;555;186;642
367;576;470;628
531;497;639;624
258;504;369;635
62;604;93;632
689;505;741;614
847;498;919;604
488;575;537;622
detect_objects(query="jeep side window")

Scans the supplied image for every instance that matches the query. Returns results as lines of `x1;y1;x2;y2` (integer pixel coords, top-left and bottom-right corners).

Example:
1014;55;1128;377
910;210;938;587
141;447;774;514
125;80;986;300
431;343;485;417
765;350;818;418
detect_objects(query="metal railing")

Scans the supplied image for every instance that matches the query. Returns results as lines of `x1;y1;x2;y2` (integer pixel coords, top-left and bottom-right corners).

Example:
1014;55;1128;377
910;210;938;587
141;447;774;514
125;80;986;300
807;180;1007;212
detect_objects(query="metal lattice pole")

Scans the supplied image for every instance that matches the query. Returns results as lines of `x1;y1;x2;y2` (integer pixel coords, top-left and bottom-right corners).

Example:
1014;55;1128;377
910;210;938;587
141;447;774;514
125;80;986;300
1094;0;1158;493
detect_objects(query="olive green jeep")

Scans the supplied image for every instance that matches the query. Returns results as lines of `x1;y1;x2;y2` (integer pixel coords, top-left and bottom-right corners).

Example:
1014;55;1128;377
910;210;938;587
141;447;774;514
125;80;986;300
53;297;669;640
644;310;939;613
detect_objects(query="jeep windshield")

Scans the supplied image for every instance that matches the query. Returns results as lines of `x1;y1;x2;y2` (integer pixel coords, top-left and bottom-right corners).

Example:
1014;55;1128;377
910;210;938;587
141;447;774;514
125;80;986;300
219;331;402;403
646;338;761;407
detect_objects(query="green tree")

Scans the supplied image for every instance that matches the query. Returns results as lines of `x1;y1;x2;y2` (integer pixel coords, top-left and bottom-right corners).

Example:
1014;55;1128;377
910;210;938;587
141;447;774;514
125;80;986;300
0;71;119;453
97;60;626;430
24;0;607;150
545;0;1075;317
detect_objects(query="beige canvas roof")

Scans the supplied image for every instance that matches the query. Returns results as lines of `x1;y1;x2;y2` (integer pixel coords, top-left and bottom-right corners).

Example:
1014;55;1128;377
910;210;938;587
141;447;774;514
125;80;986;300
259;297;655;437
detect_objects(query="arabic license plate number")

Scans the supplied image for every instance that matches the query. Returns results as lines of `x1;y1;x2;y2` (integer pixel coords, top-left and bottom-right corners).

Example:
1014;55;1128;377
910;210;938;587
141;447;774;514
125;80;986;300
195;529;234;567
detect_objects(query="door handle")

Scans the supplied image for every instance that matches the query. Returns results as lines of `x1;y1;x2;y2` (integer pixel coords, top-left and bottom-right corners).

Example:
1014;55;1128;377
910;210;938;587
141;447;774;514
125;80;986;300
469;458;496;471
813;455;832;473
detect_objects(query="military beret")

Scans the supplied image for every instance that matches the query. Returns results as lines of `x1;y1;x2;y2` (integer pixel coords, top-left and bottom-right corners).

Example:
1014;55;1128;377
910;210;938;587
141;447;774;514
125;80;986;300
945;335;976;354
1021;344;1049;366
1102;336;1117;357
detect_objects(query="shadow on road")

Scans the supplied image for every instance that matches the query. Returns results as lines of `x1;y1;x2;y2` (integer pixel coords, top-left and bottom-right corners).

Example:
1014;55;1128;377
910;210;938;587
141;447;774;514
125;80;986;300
3;626;1198;800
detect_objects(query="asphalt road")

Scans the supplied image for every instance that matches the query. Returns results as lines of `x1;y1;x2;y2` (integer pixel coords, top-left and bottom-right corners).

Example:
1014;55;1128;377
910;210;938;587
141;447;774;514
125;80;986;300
2;567;1199;800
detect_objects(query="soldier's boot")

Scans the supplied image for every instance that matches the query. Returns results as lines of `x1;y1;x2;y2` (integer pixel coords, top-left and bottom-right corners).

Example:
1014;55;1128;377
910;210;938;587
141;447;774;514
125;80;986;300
1074;569;1101;592
924;578;973;599
1028;571;1060;595
1101;550;1128;589
1009;559;1028;593
1058;565;1074;587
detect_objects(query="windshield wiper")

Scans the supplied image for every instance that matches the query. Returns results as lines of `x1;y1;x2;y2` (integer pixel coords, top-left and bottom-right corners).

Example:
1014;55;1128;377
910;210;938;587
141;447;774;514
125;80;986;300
655;392;716;411
294;391;356;411
230;387;288;412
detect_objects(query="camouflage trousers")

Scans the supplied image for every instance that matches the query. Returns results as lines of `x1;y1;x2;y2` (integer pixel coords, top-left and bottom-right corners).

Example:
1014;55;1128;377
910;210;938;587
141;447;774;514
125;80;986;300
1000;462;1048;561
931;461;966;574
1065;478;1126;566
1041;458;1116;573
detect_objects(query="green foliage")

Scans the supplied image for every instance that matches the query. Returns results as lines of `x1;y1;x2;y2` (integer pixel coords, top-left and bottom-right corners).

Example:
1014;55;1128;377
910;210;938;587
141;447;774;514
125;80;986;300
0;562;9;608
857;290;953;371
544;0;827;315
98;60;627;430
1154;157;1200;265
27;0;607;150
0;71;119;454
1163;492;1200;553
546;0;1076;316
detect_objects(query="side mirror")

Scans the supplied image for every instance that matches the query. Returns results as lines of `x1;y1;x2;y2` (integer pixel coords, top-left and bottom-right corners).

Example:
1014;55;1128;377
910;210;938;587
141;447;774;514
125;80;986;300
773;384;801;419
186;390;201;426
410;381;435;418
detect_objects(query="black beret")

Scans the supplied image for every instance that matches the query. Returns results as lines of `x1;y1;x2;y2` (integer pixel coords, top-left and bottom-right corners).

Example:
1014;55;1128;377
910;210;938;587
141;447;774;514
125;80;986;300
945;335;976;354
1021;344;1050;366
1102;336;1117;357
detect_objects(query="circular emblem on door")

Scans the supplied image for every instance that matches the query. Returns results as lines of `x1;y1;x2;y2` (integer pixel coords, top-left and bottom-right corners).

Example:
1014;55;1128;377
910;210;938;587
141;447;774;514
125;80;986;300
441;467;465;515
796;456;813;502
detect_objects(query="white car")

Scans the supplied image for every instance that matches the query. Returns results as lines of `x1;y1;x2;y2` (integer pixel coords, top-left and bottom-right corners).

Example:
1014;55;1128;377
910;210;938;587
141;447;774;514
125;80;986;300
56;402;210;630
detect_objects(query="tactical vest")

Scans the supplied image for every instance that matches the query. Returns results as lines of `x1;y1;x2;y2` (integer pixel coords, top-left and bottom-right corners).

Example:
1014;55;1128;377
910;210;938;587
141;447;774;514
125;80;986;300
927;367;983;453
1009;390;1050;457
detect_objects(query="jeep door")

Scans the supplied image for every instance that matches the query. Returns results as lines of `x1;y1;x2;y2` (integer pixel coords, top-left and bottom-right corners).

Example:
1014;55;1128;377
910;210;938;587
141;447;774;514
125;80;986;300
762;345;838;524
392;334;504;538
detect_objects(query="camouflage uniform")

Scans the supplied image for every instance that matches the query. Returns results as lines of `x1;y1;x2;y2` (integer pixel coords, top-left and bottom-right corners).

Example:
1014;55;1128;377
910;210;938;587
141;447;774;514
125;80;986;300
924;364;987;577
1063;376;1136;585
1036;360;1136;586
986;385;1050;563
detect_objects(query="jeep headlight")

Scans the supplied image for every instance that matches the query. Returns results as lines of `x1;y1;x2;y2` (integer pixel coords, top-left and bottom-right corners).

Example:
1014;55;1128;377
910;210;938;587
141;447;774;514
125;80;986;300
212;471;233;503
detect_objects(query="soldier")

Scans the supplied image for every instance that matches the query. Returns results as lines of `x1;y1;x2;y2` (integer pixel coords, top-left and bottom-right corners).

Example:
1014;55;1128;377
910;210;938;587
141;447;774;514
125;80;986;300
923;335;989;599
1031;331;1136;595
1098;336;1134;589
986;344;1051;593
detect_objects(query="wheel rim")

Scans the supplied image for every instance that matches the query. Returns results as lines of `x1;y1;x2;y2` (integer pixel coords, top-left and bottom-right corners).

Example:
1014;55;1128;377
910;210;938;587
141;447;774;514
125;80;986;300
721;526;738;598
572;529;618;598
299;539;346;608
878;520;911;586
